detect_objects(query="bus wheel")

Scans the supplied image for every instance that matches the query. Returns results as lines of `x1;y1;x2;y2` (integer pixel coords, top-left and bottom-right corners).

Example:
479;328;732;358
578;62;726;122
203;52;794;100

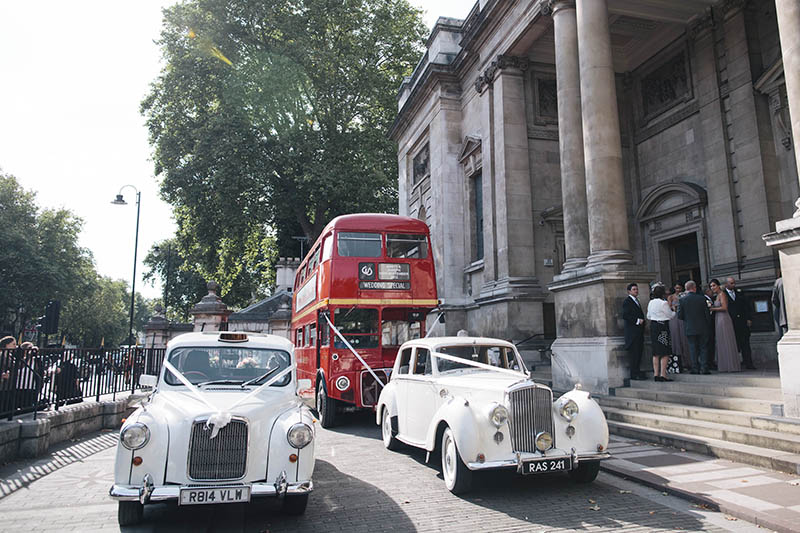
316;385;338;428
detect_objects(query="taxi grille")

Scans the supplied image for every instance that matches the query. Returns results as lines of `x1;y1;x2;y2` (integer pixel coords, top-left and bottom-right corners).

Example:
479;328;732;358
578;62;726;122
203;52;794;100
508;385;554;453
188;419;248;480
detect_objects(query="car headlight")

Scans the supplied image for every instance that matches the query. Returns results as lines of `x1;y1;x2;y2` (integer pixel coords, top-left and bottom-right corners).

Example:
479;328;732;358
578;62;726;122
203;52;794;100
559;399;579;422
120;423;150;450
535;431;553;452
287;422;314;449
489;404;509;427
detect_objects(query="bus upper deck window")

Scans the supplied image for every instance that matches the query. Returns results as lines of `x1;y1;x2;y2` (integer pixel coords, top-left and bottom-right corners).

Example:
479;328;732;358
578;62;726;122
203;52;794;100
321;234;333;262
338;232;381;257
387;234;428;259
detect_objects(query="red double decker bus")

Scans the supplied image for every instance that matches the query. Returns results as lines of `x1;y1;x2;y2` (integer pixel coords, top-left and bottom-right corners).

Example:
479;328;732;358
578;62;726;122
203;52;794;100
291;214;438;427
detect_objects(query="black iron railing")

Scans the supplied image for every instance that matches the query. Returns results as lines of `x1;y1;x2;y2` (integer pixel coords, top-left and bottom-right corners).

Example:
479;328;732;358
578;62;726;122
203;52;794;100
0;347;165;420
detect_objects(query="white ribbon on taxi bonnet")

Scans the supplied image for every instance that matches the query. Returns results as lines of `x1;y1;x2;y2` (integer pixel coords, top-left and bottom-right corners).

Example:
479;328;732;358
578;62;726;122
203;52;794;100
163;359;295;439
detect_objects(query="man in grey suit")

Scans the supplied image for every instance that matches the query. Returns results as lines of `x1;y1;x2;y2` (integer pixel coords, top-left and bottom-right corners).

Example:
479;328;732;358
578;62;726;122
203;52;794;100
678;280;711;374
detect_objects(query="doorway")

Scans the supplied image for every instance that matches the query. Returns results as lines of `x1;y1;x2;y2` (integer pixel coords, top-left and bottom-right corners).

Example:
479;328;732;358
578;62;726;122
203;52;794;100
667;233;701;285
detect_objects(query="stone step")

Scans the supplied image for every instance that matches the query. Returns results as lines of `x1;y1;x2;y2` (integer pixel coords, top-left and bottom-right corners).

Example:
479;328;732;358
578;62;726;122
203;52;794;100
598;395;800;436
628;379;782;401
668;371;781;388
607;419;800;475
613;387;776;415
603;406;800;455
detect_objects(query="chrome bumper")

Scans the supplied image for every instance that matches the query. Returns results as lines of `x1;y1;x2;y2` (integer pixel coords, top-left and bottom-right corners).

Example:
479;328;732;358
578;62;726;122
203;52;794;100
467;449;611;471
109;473;313;504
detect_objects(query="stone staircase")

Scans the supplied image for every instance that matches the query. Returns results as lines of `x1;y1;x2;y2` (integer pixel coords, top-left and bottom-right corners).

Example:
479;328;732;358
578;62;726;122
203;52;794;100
596;371;800;475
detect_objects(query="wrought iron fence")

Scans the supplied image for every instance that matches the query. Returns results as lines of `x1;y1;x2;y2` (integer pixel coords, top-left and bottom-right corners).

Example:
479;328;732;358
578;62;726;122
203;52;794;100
0;347;165;421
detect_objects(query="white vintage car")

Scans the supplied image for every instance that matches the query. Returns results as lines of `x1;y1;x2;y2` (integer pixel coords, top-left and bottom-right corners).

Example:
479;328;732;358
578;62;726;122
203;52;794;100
109;332;316;525
376;336;609;494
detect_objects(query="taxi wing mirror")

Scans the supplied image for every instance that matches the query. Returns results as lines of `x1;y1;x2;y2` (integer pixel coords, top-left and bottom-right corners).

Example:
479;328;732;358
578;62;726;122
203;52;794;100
139;374;157;388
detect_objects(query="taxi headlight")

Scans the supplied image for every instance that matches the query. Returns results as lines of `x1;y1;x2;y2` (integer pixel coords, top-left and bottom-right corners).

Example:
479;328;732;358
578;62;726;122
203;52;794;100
489;404;509;427
559;399;579;422
535;431;553;452
120;423;150;450
287;423;314;449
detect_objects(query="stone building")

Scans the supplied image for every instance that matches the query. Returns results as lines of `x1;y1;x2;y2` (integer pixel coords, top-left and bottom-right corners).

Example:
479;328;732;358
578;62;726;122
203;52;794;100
391;0;799;393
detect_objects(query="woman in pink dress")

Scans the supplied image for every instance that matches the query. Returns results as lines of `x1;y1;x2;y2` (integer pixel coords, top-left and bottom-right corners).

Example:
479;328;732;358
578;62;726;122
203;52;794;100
710;279;741;372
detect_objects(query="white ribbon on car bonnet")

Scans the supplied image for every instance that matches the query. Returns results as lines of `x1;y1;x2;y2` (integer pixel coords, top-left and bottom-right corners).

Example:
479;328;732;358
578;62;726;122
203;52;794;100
163;359;295;439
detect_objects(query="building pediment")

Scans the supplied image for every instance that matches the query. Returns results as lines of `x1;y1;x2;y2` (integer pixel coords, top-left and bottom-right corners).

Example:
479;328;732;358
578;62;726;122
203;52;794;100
636;181;707;222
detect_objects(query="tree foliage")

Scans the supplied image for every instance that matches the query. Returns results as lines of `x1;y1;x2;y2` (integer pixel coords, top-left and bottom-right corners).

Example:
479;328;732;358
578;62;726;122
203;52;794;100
142;238;210;321
142;0;426;305
0;173;152;345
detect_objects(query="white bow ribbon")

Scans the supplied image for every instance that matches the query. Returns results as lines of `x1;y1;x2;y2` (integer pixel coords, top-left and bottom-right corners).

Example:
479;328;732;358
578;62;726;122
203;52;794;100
163;359;295;439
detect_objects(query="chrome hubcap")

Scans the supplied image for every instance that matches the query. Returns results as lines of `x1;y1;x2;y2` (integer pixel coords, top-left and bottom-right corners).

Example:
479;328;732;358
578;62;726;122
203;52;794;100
443;433;455;485
383;413;391;443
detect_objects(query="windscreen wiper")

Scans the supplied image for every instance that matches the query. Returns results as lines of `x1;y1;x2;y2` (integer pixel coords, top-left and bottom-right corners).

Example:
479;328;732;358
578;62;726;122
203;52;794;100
241;366;280;388
197;379;244;386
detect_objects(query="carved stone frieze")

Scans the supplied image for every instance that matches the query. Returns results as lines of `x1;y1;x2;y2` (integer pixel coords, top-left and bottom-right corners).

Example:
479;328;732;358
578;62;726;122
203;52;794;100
687;9;715;40
528;126;559;141
475;55;530;94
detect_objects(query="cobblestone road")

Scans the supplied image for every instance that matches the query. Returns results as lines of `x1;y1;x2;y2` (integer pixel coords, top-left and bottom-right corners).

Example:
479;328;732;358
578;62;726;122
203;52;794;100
0;412;768;532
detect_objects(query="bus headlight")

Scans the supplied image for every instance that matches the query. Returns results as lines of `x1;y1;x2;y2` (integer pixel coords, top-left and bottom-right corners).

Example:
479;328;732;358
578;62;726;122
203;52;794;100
120;423;150;450
335;375;350;391
559;399;579;422
489;404;509;427
287;423;314;449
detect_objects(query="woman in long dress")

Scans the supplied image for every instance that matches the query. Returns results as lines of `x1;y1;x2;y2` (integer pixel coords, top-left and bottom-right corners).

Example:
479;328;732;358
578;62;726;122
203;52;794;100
667;283;688;373
647;285;676;381
710;278;741;372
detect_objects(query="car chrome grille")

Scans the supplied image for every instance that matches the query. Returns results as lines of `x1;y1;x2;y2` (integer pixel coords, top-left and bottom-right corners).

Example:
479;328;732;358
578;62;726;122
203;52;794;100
188;419;248;480
507;385;554;453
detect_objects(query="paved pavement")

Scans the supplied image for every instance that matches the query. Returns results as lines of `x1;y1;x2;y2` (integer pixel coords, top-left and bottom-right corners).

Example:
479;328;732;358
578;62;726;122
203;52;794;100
0;412;768;533
604;435;800;533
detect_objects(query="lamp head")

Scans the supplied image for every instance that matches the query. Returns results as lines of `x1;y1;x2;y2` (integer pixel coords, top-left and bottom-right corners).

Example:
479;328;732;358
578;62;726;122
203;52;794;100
111;194;127;205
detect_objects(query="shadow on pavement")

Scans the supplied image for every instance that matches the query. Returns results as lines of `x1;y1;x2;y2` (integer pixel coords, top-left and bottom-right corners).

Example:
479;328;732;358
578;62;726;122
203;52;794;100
324;410;382;441
127;459;415;533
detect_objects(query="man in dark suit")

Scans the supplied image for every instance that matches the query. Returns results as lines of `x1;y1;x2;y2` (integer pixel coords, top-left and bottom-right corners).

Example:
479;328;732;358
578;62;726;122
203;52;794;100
678;280;711;374
725;277;756;369
622;283;646;380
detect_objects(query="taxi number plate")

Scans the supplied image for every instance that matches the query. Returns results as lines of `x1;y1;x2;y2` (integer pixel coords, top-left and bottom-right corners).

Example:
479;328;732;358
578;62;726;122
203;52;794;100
523;457;571;475
179;486;251;505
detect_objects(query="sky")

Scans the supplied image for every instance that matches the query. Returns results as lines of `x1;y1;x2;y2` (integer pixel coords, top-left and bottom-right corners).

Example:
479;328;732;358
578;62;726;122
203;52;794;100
0;0;474;300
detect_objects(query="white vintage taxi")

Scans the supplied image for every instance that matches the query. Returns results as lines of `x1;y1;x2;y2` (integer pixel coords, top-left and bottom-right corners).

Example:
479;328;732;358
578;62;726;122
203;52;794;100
376;336;609;494
109;331;316;525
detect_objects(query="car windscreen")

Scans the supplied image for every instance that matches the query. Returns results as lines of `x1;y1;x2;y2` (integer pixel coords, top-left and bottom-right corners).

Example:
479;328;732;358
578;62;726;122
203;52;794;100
435;345;521;373
163;346;291;386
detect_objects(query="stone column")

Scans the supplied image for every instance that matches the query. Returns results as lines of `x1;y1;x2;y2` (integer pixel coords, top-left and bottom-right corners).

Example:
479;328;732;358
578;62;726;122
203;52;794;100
551;0;589;271
776;0;800;217
576;0;632;265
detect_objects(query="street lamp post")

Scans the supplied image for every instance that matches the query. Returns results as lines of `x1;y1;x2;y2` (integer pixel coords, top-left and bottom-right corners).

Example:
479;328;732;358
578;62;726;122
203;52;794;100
111;186;141;347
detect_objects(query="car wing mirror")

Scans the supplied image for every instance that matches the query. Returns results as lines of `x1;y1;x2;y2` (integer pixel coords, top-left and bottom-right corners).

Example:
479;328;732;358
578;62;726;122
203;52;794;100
139;374;158;388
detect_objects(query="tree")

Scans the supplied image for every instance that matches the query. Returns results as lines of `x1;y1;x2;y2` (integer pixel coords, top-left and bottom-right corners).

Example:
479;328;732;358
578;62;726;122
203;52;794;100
142;0;427;305
143;239;209;321
0;172;152;345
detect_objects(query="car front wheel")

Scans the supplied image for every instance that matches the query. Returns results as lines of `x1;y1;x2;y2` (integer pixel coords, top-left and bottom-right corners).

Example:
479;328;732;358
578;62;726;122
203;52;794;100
118;501;143;526
569;460;600;483
316;385;338;428
381;408;401;451
441;427;472;494
281;493;309;515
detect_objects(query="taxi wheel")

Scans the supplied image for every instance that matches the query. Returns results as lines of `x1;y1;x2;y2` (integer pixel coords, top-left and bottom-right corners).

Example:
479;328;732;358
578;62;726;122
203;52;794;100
381;408;401;451
441;427;472;494
118;501;144;526
316;385;338;428
281;493;309;515
568;461;600;483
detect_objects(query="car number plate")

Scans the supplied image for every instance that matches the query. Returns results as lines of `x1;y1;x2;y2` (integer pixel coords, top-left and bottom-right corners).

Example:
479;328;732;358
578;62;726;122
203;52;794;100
522;457;571;475
179;486;251;505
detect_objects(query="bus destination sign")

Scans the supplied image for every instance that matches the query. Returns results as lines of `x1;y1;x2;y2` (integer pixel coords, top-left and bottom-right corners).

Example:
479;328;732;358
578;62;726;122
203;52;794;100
359;280;411;290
